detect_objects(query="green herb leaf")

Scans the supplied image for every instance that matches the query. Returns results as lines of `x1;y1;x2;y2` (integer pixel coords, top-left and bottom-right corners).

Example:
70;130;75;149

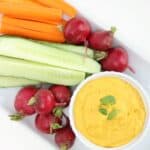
99;108;108;115
100;95;116;105
107;109;119;120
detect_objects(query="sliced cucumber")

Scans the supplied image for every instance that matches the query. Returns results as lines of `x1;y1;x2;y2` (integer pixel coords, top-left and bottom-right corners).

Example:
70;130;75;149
36;41;94;58
0;76;40;87
0;36;100;73
0;56;85;85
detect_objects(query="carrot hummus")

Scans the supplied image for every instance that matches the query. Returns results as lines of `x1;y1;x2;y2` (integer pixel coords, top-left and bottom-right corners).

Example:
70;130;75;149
74;77;146;148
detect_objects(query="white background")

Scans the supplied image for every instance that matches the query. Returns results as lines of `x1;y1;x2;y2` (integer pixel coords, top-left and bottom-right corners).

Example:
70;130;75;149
0;0;150;150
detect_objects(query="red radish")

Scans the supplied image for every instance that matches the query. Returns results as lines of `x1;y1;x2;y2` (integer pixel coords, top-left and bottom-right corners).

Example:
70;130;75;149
50;85;71;107
28;89;66;114
9;86;38;120
101;47;133;72
34;89;56;114
35;113;62;134
55;125;76;150
64;17;91;44
88;27;116;51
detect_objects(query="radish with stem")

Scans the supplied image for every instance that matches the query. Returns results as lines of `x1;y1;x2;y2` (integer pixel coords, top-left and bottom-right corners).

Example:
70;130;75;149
50;85;71;107
64;17;91;45
101;47;134;73
28;89;66;114
9;86;38;121
35;113;62;134
89;27;116;51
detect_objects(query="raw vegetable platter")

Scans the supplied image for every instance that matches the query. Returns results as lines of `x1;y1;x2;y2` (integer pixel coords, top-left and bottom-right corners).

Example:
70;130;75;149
0;0;150;150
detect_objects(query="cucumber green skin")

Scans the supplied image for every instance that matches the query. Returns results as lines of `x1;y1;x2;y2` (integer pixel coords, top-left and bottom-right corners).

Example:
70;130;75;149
0;56;85;86
37;41;94;58
0;36;100;73
0;76;40;87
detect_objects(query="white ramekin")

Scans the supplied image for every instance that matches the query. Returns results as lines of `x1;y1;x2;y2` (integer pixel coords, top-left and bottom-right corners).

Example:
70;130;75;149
69;72;150;150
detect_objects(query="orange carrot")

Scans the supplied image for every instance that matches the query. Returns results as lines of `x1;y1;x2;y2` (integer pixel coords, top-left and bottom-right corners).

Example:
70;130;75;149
1;0;31;1
2;16;63;34
39;18;63;25
0;23;65;43
42;20;62;25
36;0;77;17
62;19;67;26
43;19;67;26
0;1;62;22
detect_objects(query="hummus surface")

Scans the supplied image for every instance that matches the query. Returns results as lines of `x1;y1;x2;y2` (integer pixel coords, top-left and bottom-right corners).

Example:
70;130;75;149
74;77;146;147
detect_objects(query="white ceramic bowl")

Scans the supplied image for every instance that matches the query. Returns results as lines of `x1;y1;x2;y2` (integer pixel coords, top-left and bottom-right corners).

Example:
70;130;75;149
69;72;150;150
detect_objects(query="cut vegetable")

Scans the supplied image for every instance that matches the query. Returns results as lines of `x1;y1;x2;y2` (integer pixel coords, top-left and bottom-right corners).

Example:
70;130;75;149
41;19;66;26
36;0;77;17
0;36;100;73
0;16;65;42
0;1;62;22
1;0;32;2
0;76;39;87
0;56;85;85
1;16;64;34
37;41;108;61
36;41;94;58
0;24;65;42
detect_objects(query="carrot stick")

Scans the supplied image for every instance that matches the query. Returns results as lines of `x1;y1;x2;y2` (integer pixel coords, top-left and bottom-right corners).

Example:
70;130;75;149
62;19;67;26
36;0;77;17
0;1;62;22
2;16;63;34
43;19;67;26
1;0;32;2
45;19;67;26
1;0;31;1
0;23;65;43
39;18;63;25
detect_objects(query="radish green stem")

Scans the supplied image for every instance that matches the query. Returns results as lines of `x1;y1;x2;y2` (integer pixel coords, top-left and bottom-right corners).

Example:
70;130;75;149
53;107;63;118
52;123;62;130
9;113;24;121
111;26;117;34
61;145;67;150
94;51;108;61
27;97;36;106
